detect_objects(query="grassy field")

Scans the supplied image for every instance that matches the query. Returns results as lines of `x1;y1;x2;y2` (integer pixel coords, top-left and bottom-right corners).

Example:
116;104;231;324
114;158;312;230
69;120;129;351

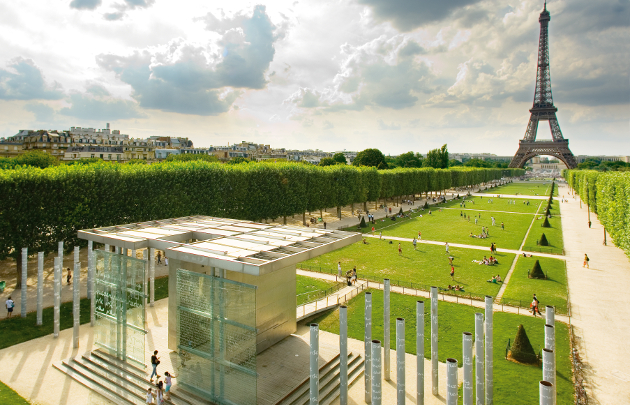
479;181;559;197
296;275;339;305
299;240;515;297
500;256;568;314
312;289;573;404
369;208;534;250
522;213;564;255
0;380;29;404
441;196;542;214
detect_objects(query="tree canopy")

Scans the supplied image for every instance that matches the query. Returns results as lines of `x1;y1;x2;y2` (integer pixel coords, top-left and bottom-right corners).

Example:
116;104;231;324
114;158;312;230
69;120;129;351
353;148;388;168
332;153;347;165
165;153;219;162
423;144;449;169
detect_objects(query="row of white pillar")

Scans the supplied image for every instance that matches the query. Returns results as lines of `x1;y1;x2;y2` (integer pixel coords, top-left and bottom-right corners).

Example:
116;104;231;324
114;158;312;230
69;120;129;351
18;242;157;348
308;282;498;405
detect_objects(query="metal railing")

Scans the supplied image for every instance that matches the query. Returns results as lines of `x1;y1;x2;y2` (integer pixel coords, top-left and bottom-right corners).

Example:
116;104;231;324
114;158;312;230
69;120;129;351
521;245;565;255
296;282;346;306
296;282;367;319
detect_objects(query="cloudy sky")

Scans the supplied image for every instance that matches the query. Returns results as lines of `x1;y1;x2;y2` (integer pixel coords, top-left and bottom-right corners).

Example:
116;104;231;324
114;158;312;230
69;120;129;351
0;0;628;156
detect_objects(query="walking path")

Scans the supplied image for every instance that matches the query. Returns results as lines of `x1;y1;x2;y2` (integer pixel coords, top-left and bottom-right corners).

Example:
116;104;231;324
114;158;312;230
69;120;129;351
558;184;630;404
296;269;570;323
296;279;367;321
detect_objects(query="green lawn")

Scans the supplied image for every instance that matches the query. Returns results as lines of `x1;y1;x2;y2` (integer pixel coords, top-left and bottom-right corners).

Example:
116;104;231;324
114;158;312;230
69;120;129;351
296;275;340;305
522;213;564;255
0;380;29;404
441;196;542;214
370;208;534;250
312;289;573;404
299;241;515;297
500;256;568;314
479;181;558;197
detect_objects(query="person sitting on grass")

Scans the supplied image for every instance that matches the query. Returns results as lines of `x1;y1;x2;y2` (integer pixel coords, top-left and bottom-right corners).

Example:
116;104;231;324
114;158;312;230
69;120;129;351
454;285;462;291
496;274;502;282
487;276;497;283
470;232;474;237
522;253;532;257
447;284;453;290
362;238;368;244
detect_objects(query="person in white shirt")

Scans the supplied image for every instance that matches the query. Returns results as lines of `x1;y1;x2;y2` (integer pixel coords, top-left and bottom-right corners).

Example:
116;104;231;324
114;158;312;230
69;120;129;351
338;262;342;278
146;388;154;404
5;296;14;318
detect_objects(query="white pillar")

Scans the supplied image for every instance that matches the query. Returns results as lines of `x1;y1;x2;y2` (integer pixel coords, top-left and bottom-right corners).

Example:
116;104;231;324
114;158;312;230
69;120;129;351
58;241;64;276
365;292;373;403
74;246;79;264
475;313;484;405
73;261;80;348
430;286;438;396
104;243;109;252
446;358;458;405
340;305;348;405
37;252;44;325
485;295;493;405
150;248;155;307
90;246;96;326
539;381;553;405
131;249;136;259
310;323;319;405
545;324;556;405
87;241;93;298
416;300;425;405
21;248;27;318
54;257;61;338
546;306;554;326
463;332;473;405
384;279;391;381
396;318;405;405
371;340;382;405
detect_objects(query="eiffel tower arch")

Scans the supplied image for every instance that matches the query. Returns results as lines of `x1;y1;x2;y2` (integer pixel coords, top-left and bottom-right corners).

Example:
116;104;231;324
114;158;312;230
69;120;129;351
509;3;577;169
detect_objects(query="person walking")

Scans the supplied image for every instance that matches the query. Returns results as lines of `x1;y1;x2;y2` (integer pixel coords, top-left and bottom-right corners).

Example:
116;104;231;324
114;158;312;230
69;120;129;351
66;267;72;285
490;243;494;254
450;265;455;281
371;226;375;235
398;243;402;256
157;251;162;265
156;381;164;405
445;242;449;255
164;371;177;400
5;296;14;318
150;350;160;382
413;238;417;250
583;254;590;268
338;262;342;278
418;231;422;240
501;222;505;230
531;294;541;316
352;266;357;285
146;388;154;404
379;231;382;239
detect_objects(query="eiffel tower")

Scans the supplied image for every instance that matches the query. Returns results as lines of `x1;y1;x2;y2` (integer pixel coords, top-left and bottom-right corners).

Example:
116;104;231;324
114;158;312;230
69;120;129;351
509;2;577;169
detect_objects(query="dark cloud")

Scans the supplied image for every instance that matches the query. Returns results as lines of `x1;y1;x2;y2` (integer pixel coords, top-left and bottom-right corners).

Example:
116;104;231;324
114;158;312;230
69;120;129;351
103;12;124;21
59;91;145;120
359;0;482;31
554;76;630;106
0;58;63;100
398;41;425;59
97;5;276;115
69;0;102;10
556;0;630;34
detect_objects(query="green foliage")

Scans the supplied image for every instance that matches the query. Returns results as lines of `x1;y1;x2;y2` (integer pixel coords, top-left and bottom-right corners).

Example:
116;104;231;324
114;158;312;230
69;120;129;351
165;153;219;162
319;157;336;166
577;158;630;171
353;148;387;168
126;159;148;165
360;216;367;228
529;260;546;279
510;324;538;364
448;159;463;167
0;150;59;169
538;233;549;246
394;151;423;168
564;170;630;257
464;158;492;168
332;153;347;164
541;217;550;227
423;144;449;168
226;156;250;165
65;157;104;165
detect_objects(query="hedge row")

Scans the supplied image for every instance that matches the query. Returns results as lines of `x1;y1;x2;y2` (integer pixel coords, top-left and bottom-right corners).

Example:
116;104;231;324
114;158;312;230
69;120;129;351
563;169;630;256
0;162;524;259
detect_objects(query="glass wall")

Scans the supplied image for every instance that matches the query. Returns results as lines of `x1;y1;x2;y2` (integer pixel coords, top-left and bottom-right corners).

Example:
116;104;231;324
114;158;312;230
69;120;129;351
176;268;257;405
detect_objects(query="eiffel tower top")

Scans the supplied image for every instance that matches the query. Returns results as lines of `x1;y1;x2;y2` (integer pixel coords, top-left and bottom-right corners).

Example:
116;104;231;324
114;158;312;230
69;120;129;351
540;2;550;22
532;1;554;109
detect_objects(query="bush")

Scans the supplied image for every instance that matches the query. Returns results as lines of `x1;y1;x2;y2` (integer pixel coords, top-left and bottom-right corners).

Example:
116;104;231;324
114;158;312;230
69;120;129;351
398;207;403;215
538;233;549;246
509;324;539;364
360;216;366;228
424;201;429;209
529;260;546;279
541;217;550;228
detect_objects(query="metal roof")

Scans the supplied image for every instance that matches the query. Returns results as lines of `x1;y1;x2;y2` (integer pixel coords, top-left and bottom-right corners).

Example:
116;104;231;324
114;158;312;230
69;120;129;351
78;216;361;276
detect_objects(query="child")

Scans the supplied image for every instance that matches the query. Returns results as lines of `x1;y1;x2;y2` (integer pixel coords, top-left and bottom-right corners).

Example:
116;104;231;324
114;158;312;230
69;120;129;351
146;387;154;404
164;371;177;400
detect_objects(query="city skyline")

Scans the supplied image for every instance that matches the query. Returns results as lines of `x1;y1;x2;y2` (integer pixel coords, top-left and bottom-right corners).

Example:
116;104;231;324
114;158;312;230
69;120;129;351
0;0;628;156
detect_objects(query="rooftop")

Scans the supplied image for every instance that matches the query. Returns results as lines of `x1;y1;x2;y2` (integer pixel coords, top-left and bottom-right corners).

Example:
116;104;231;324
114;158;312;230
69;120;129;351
78;216;360;275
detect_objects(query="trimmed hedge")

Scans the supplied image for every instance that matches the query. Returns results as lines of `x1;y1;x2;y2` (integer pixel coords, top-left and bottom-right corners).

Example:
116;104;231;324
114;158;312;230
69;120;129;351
564;170;630;257
0;162;524;260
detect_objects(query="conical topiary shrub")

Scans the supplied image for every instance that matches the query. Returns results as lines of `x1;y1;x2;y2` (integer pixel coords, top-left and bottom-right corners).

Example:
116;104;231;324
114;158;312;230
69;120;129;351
539;233;549;246
529;260;546;279
542;217;551;228
399;207;403;215
424;201;429;209
360;216;366;228
509;324;539;364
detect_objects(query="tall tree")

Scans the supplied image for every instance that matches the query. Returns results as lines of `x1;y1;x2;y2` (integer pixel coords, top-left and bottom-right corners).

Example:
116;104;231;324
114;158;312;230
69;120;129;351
395;151;423;168
352;148;388;168
332;153;347;164
423;144;448;169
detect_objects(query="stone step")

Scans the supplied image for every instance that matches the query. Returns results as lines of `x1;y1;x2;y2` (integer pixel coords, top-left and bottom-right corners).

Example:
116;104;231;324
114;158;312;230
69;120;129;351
319;355;364;405
292;354;364;405
90;349;148;380
54;360;143;405
276;353;342;405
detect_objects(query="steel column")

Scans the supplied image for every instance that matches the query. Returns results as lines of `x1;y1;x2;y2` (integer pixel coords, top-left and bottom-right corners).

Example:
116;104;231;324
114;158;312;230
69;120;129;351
54;257;61;338
463;332;473;405
446;358;458;405
539;381;553;405
37;252;43;325
150;248;155;307
431;286;438;396
545;324;556;404
21;248;27;318
475;313;484;405
416;301;425;405
365;292;372;403
396;318;405;405
73;261;80;348
87;241;93;297
340;305;348;405
485;296;493;405
371;340;382;405
310;323;319;405
384;279;391;381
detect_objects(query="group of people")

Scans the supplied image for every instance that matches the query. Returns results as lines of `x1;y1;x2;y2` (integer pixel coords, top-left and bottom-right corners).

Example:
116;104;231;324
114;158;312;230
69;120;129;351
473;256;498;265
487;274;502;283
447;284;463;291
147;350;176;404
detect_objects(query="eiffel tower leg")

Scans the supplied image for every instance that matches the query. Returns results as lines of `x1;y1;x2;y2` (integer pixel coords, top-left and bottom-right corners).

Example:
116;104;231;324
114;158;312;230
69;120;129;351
548;118;564;142
524;115;539;141
509;145;532;168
